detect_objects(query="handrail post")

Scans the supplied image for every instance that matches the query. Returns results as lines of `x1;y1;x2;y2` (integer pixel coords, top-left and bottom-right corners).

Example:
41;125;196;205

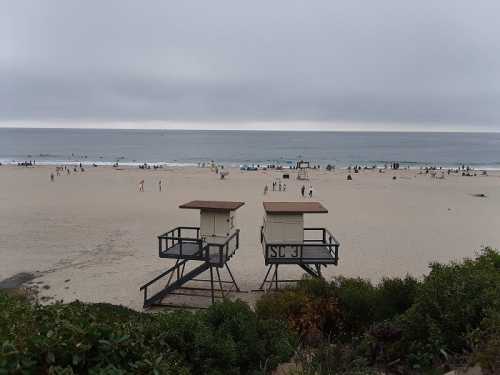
322;228;326;243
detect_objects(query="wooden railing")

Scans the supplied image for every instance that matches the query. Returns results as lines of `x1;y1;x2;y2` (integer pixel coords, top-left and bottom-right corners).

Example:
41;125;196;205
260;227;339;265
158;227;240;266
158;226;204;258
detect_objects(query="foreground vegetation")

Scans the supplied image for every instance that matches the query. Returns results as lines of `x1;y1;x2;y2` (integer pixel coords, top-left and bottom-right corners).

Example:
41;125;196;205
1;248;499;374
0;296;294;374
257;247;500;374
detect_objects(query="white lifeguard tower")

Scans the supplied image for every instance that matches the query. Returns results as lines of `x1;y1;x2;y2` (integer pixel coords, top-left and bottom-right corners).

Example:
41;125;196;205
140;200;244;308
191;200;239;242
297;161;310;180
258;201;340;291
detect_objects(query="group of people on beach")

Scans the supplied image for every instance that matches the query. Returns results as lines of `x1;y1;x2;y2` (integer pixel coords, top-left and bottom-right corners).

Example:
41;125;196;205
301;185;314;198
416;165;488;178
263;180;287;195
50;164;85;182
263;181;314;198
272;180;286;192
18;160;36;167
138;163;164;170
138;179;165;192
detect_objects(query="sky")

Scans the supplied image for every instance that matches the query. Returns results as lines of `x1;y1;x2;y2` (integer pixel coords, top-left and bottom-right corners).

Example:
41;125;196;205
1;1;500;131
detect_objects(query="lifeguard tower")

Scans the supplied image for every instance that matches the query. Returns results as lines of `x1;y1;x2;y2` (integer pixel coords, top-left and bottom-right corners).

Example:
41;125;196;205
258;202;340;291
297;161;310;180
140;200;244;308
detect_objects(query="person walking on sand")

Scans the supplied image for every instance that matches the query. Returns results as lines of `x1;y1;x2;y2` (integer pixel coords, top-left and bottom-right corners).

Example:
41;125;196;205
264;185;269;195
301;185;305;197
283;183;286;192
139;179;144;192
50;173;54;182
158;180;162;192
308;185;313;198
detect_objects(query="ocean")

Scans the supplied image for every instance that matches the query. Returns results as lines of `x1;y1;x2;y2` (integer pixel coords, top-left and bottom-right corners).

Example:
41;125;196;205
1;128;500;169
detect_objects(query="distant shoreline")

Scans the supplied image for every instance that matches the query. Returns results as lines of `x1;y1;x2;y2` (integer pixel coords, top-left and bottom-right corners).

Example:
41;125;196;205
2;161;500;170
2;128;499;170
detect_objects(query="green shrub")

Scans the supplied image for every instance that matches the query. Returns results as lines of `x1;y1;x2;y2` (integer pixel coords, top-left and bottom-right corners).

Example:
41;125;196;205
398;248;500;362
0;296;294;374
293;341;376;375
256;248;500;373
204;299;294;372
2;248;498;374
368;247;500;370
332;277;377;336
374;275;419;321
469;311;500;373
255;275;417;341
255;280;340;342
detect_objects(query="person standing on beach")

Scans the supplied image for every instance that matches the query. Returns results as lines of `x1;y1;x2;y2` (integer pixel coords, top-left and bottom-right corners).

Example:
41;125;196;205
139;180;144;192
158;180;162;192
50;173;54;182
308;186;313;198
264;185;268;195
283;183;286;191
301;185;305;197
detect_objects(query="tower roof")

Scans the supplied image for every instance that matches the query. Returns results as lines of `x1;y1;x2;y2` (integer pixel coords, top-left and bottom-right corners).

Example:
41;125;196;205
179;200;245;211
263;201;328;214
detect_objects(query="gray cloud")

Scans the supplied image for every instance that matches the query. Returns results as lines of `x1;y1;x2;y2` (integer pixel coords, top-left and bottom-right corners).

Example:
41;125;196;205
1;0;500;130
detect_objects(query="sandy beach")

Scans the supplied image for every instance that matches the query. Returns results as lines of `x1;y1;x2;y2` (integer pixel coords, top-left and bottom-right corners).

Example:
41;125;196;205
1;165;499;310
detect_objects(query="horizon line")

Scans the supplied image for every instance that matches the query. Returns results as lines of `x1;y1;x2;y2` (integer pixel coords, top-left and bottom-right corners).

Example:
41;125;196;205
0;120;499;133
2;127;500;134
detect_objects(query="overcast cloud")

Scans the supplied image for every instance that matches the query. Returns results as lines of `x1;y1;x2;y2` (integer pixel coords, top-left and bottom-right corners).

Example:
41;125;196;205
1;1;500;130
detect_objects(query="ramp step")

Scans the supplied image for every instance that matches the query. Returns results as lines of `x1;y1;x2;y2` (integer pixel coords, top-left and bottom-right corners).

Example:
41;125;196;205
299;264;322;278
144;262;211;307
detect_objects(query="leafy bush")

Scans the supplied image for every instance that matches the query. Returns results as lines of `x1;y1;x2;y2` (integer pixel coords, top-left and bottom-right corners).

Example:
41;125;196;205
374;276;419;321
291;342;376;375
0;294;294;374
392;247;500;369
256;274;418;341
332;277;378;336
256;248;500;373
255;280;340;342
2;248;498;374
469;311;500;373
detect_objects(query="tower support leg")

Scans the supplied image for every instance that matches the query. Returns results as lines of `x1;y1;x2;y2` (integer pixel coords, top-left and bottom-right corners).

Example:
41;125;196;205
209;266;215;304
216;267;225;298
225;263;241;292
257;264;274;291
